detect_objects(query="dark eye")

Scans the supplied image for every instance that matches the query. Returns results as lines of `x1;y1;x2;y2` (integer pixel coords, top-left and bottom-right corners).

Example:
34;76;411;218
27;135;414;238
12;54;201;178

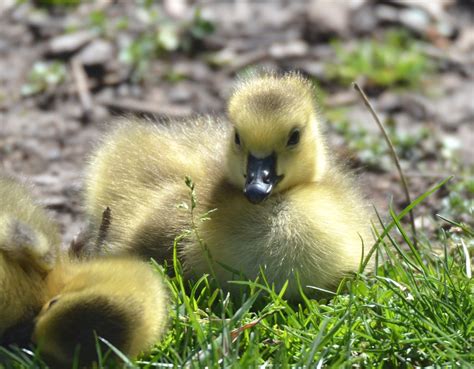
234;132;241;146
287;129;300;146
46;297;60;310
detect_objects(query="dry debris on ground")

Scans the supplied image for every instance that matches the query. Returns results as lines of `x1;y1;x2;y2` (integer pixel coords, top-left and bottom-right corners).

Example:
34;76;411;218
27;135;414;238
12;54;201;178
0;0;472;245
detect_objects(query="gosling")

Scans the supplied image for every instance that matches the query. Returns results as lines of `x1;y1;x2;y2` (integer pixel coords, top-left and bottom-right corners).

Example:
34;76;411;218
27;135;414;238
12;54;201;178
34;257;168;368
85;73;374;299
0;175;168;367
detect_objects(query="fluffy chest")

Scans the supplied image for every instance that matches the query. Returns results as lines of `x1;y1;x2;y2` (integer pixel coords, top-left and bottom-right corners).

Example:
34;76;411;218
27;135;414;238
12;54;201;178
197;193;312;281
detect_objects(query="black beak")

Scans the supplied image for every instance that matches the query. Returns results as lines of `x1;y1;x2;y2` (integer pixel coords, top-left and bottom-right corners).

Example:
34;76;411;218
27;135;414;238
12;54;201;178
244;153;283;204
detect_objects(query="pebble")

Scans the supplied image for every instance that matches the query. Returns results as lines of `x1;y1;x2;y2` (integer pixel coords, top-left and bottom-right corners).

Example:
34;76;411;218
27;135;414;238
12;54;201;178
48;30;96;55
75;39;115;66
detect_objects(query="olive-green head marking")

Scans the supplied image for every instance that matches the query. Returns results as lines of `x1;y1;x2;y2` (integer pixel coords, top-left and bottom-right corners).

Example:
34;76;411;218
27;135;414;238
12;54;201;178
33;258;168;367
33;265;137;367
227;73;325;203
34;293;132;367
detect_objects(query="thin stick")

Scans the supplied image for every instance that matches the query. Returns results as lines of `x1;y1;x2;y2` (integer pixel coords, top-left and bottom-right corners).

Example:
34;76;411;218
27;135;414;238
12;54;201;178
353;82;417;245
71;58;93;121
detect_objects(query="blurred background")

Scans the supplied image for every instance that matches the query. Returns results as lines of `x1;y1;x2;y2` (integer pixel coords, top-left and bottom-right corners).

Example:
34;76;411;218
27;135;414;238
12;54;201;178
0;0;472;245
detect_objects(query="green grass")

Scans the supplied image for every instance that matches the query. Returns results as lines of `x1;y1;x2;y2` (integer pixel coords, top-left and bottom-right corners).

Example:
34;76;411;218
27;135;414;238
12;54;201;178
1;178;472;368
21;61;66;97
326;30;433;89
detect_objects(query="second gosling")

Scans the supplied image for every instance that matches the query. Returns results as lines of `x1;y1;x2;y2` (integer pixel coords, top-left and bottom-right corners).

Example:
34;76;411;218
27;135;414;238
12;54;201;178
0;175;168;367
85;73;374;299
34;257;168;367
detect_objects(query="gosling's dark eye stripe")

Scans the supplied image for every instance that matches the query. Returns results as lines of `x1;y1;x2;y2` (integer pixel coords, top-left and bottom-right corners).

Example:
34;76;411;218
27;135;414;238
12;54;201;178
234;132;241;145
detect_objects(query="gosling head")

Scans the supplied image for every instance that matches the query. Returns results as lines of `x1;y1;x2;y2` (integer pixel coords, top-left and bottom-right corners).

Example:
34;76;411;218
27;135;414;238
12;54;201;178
227;73;325;204
33;292;133;367
33;259;167;367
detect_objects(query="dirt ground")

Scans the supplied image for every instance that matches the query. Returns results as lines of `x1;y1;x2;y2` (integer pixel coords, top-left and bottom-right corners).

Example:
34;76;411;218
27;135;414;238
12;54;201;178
0;0;472;246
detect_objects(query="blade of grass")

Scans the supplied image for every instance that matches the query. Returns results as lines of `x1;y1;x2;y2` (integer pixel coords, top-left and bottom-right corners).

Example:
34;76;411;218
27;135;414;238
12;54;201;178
389;205;428;276
98;337;136;368
436;214;473;237
460;239;472;279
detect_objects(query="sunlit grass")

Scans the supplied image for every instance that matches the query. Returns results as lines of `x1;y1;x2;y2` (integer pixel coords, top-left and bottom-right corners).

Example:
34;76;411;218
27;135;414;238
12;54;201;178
326;30;433;89
1;178;471;369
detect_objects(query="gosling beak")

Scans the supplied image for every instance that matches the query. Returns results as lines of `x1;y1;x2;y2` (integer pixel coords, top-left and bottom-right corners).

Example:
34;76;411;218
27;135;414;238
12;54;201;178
244;153;283;204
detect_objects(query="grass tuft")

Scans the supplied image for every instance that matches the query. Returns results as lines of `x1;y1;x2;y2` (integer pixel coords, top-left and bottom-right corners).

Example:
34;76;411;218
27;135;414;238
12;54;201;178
1;177;472;368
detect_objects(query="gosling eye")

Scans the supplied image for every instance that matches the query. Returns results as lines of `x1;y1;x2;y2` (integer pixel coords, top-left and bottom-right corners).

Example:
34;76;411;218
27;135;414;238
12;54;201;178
234;132;241;146
46;296;60;310
287;129;300;147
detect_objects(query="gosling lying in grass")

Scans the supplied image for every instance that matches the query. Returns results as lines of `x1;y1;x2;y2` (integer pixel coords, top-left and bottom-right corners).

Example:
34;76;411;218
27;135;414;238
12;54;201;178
85;73;374;299
34;257;168;367
0;175;168;367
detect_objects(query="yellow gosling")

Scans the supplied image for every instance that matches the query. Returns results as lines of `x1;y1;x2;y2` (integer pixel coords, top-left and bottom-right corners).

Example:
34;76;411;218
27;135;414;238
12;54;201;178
34;257;168;367
85;73;374;299
0;175;168;367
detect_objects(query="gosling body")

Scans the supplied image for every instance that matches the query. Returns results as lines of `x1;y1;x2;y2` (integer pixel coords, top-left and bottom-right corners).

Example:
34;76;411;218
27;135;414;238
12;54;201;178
0;175;168;366
85;73;374;299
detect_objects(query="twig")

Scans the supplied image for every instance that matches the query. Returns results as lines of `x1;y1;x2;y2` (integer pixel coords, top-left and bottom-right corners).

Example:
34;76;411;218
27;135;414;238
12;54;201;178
71;58;93;121
353;82;417;246
95;207;112;252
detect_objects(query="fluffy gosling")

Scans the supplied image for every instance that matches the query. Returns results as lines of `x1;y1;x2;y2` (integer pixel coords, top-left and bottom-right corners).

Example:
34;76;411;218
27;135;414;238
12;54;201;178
84;73;374;299
0;175;168;367
34;257;168;368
